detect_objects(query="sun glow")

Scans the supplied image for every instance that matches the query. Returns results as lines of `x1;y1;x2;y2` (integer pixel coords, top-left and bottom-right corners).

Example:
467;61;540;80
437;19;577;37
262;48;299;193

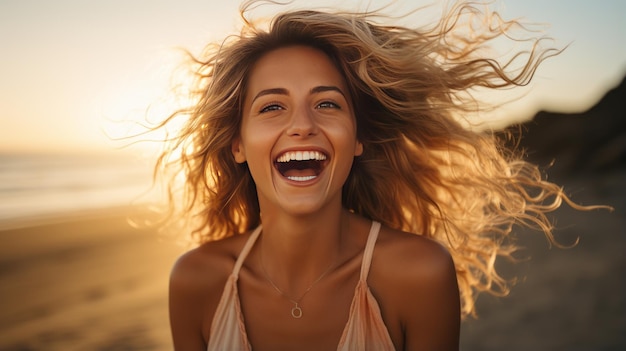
98;51;196;156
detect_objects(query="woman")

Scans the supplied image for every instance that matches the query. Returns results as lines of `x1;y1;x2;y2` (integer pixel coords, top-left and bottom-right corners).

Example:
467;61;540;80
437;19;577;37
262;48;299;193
159;1;588;350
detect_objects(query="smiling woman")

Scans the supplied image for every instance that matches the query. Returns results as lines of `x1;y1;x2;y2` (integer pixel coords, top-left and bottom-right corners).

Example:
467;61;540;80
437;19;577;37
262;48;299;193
151;1;600;350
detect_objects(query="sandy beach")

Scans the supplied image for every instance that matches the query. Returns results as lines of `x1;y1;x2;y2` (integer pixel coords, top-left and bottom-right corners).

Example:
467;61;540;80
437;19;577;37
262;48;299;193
0;207;185;350
0;169;623;350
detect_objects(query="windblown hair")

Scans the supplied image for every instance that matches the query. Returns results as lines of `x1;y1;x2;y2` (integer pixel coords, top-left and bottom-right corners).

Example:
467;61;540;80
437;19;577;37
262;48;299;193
154;0;589;317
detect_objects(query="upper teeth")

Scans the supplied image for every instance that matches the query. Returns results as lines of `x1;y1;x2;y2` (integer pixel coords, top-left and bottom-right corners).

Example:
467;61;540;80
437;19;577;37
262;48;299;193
276;151;327;163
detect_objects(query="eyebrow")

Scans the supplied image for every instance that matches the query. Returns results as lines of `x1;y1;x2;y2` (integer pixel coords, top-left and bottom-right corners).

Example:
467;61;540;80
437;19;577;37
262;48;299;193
250;85;346;104
310;85;347;98
251;88;289;104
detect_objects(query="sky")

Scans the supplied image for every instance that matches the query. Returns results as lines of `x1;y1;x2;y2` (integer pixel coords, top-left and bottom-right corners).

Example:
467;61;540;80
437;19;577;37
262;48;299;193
1;0;624;153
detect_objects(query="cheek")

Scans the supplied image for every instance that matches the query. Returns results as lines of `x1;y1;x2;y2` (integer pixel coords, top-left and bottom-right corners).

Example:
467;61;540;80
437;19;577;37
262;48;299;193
325;120;359;146
239;131;274;172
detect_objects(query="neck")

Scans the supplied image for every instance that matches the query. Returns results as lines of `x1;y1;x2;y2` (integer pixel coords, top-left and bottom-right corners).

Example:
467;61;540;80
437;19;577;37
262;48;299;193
257;204;349;293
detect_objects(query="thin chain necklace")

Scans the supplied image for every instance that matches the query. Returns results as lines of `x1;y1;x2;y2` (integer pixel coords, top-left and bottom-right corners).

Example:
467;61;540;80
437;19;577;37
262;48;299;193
259;238;338;319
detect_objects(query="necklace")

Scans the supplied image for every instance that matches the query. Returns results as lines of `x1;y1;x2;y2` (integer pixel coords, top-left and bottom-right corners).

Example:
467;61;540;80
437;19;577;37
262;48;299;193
259;242;337;319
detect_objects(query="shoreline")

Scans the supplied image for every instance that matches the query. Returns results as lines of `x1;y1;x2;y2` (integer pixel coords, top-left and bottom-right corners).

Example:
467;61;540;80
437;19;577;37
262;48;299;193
0;205;146;230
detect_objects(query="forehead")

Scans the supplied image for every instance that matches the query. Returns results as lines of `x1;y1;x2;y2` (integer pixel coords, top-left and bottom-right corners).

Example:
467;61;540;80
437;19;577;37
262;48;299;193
245;45;348;94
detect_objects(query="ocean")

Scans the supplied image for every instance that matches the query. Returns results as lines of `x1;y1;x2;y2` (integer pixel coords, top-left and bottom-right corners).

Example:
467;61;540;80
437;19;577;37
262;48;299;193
0;151;157;222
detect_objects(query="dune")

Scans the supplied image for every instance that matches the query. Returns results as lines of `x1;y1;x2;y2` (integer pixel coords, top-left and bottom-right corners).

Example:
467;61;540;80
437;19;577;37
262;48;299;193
461;75;626;350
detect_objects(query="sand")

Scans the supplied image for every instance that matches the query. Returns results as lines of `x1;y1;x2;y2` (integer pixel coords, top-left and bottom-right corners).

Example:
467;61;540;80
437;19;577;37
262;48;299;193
0;207;185;350
0;169;623;350
460;168;625;350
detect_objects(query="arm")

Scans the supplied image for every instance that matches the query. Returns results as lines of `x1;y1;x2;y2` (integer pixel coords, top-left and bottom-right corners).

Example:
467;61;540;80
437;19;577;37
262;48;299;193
169;252;208;351
402;243;460;351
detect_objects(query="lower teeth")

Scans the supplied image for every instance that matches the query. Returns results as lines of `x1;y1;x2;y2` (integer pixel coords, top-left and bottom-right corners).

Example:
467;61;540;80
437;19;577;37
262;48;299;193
287;175;316;182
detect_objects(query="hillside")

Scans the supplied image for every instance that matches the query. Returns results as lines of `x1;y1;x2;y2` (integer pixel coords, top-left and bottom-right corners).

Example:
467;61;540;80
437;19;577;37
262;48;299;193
512;76;626;175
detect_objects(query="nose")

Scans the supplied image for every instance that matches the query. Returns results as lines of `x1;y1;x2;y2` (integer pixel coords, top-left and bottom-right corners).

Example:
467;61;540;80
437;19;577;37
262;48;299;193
285;105;318;137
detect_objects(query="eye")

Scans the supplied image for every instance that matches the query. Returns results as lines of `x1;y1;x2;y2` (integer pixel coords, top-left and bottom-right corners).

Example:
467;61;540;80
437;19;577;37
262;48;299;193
316;101;340;109
260;103;284;113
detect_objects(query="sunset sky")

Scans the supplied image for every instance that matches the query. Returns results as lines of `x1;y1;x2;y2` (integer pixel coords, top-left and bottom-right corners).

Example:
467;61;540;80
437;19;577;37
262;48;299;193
1;0;624;153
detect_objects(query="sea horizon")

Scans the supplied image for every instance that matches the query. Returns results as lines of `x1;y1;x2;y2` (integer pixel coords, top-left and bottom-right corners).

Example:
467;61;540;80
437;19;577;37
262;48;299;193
0;150;158;223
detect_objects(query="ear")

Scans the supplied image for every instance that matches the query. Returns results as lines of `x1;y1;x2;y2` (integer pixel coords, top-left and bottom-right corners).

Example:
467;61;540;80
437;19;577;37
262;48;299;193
232;137;247;163
354;140;363;157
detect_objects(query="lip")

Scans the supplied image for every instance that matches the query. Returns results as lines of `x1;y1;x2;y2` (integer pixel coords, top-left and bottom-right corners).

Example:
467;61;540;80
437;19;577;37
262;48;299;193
273;147;330;185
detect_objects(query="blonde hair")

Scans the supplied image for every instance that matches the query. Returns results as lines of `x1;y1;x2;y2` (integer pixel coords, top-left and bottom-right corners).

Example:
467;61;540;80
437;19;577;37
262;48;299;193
154;1;596;317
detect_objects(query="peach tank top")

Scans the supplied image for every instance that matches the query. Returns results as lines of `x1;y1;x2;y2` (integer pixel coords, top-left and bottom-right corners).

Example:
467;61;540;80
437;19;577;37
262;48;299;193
207;221;396;351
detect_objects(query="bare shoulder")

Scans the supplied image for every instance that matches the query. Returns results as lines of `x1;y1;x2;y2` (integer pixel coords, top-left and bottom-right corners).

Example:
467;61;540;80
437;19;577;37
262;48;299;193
374;226;456;282
170;235;245;289
169;233;251;350
371;226;460;350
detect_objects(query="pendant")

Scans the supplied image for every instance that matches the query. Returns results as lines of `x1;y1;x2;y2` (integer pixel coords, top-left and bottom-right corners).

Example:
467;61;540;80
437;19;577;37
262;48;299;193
291;304;303;318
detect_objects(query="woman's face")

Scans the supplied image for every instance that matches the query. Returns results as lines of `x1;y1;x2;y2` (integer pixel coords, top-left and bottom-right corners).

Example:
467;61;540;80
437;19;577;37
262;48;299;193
233;45;363;216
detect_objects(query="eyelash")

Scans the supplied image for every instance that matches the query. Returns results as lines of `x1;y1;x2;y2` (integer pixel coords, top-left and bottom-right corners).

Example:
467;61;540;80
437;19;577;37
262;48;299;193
259;101;340;113
316;101;340;109
260;103;283;113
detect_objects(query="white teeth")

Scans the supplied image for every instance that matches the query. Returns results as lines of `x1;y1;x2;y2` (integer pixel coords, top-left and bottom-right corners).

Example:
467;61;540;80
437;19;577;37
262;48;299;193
287;175;317;182
276;151;327;163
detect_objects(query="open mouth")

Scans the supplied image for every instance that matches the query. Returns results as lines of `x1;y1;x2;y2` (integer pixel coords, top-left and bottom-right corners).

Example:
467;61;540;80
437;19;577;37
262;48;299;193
274;150;328;182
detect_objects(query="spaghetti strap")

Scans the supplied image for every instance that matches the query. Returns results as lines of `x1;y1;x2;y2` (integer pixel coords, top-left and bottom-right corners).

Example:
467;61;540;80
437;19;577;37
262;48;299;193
232;225;262;276
359;221;381;281
207;225;262;351
337;221;395;350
